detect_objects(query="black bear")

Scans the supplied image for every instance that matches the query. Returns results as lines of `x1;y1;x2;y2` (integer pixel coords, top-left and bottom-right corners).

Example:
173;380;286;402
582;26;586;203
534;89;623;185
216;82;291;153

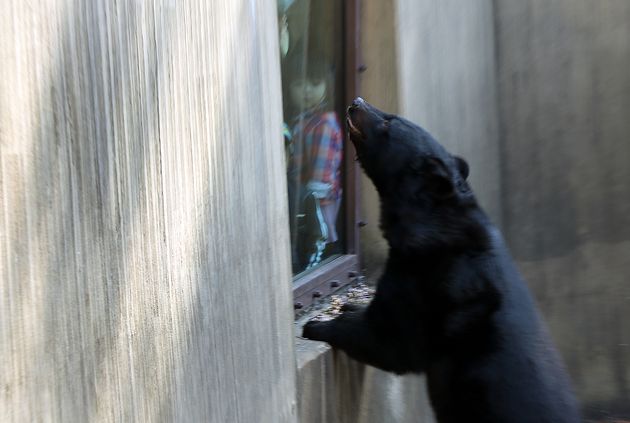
302;98;581;423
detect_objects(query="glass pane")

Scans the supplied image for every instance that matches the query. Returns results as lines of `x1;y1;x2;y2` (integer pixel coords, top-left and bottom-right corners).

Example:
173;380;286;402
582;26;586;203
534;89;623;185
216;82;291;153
277;0;346;276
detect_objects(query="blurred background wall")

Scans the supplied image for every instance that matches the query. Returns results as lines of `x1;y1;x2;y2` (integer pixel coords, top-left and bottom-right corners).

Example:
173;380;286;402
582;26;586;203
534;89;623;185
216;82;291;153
494;0;630;418
0;1;296;422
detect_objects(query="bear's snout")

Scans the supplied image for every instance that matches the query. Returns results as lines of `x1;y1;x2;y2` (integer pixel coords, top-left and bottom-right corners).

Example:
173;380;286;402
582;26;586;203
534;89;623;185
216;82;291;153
346;97;384;143
346;98;369;144
349;97;366;110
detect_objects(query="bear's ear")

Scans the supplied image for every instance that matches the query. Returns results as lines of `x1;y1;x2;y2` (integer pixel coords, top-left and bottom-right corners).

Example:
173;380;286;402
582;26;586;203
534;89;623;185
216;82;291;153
424;157;456;199
454;156;469;180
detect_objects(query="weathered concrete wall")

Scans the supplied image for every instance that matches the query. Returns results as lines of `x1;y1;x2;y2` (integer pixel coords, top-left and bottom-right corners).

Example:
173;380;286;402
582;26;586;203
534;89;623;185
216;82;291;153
494;0;630;418
0;1;296;422
359;0;501;280
296;329;436;423
396;0;501;227
358;0;400;282
360;0;501;276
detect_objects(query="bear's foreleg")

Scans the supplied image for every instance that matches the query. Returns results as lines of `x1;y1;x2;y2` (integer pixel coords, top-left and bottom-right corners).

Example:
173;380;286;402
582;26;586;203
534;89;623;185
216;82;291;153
302;307;419;374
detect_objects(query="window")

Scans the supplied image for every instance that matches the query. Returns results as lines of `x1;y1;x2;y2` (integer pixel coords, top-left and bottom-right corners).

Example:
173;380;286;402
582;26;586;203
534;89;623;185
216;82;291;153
277;0;361;311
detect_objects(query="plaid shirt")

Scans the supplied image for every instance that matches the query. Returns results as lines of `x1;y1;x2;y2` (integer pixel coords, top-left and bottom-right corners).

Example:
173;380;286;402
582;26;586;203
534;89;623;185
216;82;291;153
289;108;343;204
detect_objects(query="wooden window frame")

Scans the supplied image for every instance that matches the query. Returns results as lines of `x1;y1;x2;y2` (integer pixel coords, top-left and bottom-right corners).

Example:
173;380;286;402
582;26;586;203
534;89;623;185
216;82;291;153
293;0;363;312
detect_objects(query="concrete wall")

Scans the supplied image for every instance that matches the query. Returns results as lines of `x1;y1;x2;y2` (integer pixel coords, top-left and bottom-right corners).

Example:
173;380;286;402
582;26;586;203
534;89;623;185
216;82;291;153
360;0;501;278
360;0;501;272
494;1;630;418
0;1;296;422
358;0;400;282
396;0;501;227
296;337;436;423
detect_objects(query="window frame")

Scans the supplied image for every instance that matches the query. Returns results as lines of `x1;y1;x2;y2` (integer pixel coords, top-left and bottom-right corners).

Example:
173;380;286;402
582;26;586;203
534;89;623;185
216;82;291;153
292;0;363;312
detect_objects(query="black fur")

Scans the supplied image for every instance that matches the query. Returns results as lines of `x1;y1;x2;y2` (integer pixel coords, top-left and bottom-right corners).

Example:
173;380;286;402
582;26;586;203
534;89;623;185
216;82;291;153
302;98;581;423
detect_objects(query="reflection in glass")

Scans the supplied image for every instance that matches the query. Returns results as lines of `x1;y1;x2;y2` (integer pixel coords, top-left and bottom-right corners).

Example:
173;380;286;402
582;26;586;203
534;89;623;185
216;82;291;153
277;0;345;275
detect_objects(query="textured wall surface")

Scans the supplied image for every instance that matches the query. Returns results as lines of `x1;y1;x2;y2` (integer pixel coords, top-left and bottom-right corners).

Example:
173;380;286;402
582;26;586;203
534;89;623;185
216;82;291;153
296;326;436;423
494;0;630;418
396;0;501;227
358;0;400;282
0;1;296;422
360;0;501;279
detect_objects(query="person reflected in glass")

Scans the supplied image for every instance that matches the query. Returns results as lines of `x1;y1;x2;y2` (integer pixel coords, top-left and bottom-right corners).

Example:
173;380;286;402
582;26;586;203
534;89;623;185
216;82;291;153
285;51;343;272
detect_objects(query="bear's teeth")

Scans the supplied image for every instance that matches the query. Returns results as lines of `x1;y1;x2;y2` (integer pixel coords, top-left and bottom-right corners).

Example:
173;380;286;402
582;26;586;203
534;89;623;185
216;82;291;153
347;117;362;136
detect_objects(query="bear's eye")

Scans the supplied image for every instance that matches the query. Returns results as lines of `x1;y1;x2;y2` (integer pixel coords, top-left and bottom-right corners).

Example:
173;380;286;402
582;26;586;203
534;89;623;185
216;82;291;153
378;119;390;134
409;160;423;174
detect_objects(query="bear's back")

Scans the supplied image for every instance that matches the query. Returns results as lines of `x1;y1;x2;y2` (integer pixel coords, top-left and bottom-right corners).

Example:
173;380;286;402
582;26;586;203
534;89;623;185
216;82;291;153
427;229;580;422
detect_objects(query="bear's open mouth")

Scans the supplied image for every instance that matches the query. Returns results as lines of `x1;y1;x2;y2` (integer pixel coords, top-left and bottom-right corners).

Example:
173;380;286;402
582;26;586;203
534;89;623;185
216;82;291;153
346;115;364;142
346;115;365;161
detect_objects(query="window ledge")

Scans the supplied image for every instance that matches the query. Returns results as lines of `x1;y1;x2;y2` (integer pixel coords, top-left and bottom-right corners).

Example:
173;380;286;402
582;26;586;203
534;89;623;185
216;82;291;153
293;255;360;313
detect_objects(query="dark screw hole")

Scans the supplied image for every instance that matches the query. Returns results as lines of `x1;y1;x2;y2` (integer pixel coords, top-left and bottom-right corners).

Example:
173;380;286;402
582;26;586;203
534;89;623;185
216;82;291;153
312;291;322;298
330;280;340;288
294;302;304;310
358;64;368;73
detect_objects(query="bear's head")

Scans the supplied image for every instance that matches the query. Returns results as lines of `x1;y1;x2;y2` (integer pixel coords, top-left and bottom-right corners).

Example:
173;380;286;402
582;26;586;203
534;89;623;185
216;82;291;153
347;98;486;252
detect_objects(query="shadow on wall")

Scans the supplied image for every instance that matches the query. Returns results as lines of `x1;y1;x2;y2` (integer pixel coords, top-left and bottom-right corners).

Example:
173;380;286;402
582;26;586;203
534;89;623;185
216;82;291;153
2;1;291;422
